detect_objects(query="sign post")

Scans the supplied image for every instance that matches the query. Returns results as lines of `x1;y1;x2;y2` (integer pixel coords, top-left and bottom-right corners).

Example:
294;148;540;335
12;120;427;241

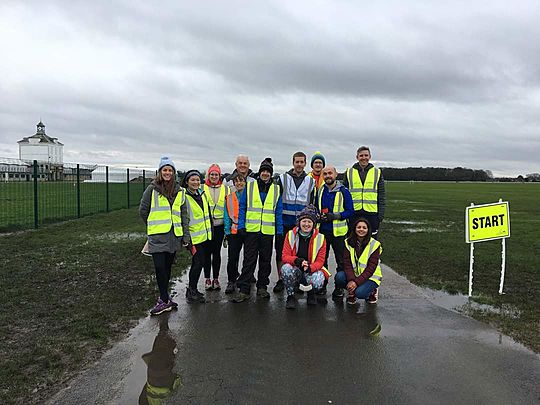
465;199;510;297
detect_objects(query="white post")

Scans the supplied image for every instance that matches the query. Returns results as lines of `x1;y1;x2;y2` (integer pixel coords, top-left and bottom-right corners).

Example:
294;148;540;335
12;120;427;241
499;236;506;294
468;242;474;297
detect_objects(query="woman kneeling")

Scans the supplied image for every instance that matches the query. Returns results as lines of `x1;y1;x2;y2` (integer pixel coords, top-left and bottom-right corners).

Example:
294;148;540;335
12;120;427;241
281;205;330;309
335;217;382;305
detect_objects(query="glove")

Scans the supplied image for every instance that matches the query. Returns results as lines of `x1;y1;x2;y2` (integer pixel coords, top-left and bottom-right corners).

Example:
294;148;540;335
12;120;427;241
294;257;305;267
238;228;247;237
325;212;339;221
223;235;228;248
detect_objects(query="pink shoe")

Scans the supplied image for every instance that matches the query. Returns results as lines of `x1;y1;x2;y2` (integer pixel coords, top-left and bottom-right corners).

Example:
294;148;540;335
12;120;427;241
205;278;213;290
212;279;221;290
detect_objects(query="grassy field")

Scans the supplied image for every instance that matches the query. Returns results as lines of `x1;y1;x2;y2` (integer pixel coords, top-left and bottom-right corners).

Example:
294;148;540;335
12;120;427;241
380;182;540;352
0;181;147;231
0;208;190;404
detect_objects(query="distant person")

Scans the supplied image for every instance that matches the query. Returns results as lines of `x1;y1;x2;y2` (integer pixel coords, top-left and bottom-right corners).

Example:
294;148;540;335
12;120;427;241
203;164;228;291
281;205;330;309
273;151;316;293
225;154;256;190
343;146;385;239
139;156;189;315
335;217;382;305
308;151;326;190
233;158;283;303
223;173;247;294
316;165;354;300
182;170;213;303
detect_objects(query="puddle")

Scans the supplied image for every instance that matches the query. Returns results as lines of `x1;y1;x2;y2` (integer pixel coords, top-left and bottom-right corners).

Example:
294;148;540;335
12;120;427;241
411;209;432;212
391;199;421;204
385;220;426;225
404;227;445;233
93;232;146;241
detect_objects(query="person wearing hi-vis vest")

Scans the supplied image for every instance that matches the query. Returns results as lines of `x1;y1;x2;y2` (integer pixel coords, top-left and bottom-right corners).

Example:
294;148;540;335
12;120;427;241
139;157;190;316
202;164;228;291
281;205;330;309
232;158;283;303
343;146;385;239
182;169;213;304
273;151;316;293
316;165;354;300
335;217;382;305
223;173;247;294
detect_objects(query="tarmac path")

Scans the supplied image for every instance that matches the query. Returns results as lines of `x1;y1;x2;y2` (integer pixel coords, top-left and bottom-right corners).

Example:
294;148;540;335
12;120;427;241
49;253;540;405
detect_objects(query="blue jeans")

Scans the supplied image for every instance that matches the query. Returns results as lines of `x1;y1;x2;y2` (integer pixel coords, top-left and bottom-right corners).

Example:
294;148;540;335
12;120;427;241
335;271;378;300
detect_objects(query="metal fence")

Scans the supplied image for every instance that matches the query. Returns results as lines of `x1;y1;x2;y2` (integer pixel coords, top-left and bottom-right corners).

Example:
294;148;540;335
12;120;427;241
0;159;157;231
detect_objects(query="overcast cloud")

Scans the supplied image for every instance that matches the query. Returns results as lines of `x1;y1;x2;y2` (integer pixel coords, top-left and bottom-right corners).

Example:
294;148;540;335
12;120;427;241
1;0;539;176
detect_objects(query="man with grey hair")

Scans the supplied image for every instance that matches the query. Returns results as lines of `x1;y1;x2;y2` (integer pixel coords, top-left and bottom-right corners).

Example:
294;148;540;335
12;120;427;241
225;154;256;190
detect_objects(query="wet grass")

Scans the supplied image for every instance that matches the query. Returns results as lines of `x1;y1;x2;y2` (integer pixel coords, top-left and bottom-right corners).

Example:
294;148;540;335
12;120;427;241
380;182;540;352
0;208;190;404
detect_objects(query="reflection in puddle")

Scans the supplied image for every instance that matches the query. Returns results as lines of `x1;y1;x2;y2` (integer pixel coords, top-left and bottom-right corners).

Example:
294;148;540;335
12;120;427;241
139;313;181;404
404;228;445;233
353;305;382;337
385;220;426;225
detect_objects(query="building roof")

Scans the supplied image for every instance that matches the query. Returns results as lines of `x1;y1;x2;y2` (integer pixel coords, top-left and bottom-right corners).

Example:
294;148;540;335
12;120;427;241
17;121;64;145
0;157;31;166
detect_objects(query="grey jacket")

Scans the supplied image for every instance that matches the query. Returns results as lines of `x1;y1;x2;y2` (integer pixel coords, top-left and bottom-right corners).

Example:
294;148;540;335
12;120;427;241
139;181;190;254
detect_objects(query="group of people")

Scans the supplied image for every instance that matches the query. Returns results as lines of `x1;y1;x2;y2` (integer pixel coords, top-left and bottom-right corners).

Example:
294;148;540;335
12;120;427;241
139;147;385;314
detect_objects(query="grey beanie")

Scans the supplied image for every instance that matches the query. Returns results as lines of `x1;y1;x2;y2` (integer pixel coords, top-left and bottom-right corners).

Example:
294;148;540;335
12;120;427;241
158;156;176;171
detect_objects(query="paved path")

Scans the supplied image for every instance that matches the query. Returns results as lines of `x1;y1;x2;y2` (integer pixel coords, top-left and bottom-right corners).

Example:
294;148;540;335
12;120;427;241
50;256;540;405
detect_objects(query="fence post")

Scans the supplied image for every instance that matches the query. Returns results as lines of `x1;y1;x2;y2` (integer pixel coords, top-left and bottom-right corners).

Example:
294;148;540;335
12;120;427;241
142;169;146;194
33;160;38;229
77;164;81;218
127;168;130;208
106;166;109;212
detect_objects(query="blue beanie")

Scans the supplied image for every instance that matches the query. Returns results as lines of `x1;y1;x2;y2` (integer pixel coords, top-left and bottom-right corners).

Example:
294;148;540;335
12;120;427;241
158;156;176;171
310;151;325;168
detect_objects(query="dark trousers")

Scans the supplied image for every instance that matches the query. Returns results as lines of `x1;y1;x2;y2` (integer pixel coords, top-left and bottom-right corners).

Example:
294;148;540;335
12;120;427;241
350;211;380;239
274;224;295;274
152;252;176;301
321;231;345;285
237;232;274;293
189;241;210;290
226;232;245;282
204;224;225;279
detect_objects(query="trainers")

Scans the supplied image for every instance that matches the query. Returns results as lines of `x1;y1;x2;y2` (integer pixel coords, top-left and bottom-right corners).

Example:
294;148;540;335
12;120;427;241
186;288;206;303
150;298;173;315
332;287;344;301
367;288;379;304
347;295;358;305
257;287;270;299
212;279;221;290
285;294;297;309
307;290;317;306
232;292;250;303
225;281;236;294
205;278;213;290
273;279;284;293
169;297;178;309
315;285;327;296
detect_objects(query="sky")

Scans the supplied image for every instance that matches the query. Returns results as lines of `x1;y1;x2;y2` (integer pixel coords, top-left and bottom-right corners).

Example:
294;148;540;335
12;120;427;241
1;1;539;177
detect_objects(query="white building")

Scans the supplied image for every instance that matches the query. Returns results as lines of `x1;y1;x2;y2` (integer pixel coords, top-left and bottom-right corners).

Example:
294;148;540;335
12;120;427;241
0;157;31;182
18;121;64;164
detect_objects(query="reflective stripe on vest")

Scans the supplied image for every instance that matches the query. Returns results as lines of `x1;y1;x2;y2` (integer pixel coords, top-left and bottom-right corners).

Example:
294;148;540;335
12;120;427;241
347;166;380;213
185;192;213;244
280;173;315;217
317;187;348;237
203;184;228;220
147;189;185;236
225;192;240;234
287;230;331;277
346;238;383;285
245;181;278;235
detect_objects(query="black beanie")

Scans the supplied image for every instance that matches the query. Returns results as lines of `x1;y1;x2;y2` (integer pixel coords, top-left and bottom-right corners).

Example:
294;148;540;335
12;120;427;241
258;157;273;175
182;169;201;188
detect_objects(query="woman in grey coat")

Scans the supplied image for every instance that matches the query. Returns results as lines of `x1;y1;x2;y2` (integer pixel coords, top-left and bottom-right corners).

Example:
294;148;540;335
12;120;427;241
139;157;189;315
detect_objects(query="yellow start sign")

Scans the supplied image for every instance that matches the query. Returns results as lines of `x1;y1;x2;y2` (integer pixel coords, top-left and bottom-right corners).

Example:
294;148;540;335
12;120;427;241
466;201;510;243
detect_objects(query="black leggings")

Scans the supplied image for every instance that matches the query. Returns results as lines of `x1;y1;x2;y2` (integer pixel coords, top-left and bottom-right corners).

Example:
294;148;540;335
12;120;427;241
152;252;176;301
204;224;225;279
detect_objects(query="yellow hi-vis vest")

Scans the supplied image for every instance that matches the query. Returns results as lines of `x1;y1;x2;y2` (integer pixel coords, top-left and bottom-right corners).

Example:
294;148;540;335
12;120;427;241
203;184;229;220
347;166;380;213
346;237;382;285
147;189;185;236
287;229;331;278
317;187;348;237
245;181;278;235
185;192;213;244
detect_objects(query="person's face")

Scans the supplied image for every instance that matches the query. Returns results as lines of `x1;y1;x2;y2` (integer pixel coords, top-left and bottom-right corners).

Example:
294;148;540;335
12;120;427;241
355;221;369;238
312;159;324;174
299;218;314;233
293;156;306;173
356;150;371;168
209;171;220;185
187;175;200;191
236;157;250;175
259;170;271;182
234;178;246;192
161;166;174;182
322;167;337;184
